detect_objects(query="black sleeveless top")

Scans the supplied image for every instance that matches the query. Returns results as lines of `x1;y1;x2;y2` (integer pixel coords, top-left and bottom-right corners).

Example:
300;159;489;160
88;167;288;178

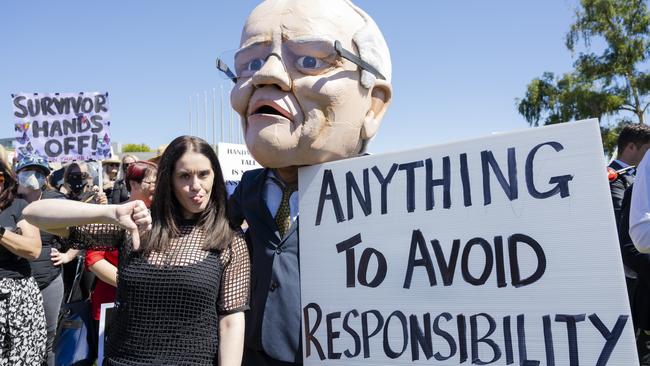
67;222;249;365
0;199;31;279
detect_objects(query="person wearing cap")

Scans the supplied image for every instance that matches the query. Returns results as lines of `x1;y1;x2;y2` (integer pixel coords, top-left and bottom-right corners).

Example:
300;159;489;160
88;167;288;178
15;154;75;366
0;154;46;365
102;157;122;200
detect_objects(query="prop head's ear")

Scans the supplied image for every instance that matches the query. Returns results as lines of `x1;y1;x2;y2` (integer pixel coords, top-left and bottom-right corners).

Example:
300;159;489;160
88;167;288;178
361;79;392;141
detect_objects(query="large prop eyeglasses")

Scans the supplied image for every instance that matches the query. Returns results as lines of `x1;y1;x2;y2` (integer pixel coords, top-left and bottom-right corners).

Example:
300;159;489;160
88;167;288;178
216;40;385;83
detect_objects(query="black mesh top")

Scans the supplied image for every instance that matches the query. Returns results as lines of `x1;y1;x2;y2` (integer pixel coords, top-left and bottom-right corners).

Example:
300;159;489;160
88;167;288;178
66;220;250;365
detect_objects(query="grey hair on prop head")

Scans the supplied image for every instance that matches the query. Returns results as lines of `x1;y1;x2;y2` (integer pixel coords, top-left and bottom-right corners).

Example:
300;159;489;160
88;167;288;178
342;0;392;89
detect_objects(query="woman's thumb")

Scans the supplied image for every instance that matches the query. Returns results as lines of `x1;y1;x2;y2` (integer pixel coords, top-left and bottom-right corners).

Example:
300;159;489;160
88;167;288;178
131;227;140;251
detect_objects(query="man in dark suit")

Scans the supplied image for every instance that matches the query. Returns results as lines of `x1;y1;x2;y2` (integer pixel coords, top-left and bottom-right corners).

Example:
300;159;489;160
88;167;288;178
610;124;650;221
609;124;650;293
619;184;650;365
609;124;650;364
226;1;393;364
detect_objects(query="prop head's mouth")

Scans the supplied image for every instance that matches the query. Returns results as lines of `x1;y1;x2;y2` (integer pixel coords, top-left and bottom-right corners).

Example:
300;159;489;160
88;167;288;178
249;100;294;122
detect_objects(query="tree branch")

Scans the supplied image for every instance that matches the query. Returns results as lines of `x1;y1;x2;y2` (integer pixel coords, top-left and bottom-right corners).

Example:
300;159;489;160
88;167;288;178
619;106;637;113
643;102;650;114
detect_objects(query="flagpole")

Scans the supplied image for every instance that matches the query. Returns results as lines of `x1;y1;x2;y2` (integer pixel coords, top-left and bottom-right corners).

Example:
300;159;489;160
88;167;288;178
220;85;224;144
196;93;200;138
204;91;208;140
212;88;216;148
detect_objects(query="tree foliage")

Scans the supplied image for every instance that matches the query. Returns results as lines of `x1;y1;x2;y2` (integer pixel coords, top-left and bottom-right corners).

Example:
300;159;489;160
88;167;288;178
517;0;650;155
122;143;151;152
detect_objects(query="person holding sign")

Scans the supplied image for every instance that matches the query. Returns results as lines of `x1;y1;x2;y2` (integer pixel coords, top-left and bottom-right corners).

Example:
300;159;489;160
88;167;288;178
224;0;392;364
24;136;250;365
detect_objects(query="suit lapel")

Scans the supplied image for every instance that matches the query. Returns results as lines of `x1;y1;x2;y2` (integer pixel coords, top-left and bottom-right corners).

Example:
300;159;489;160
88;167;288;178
252;169;282;244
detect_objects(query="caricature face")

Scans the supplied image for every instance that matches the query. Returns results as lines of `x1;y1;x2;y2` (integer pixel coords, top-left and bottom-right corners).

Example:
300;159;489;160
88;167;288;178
231;0;391;168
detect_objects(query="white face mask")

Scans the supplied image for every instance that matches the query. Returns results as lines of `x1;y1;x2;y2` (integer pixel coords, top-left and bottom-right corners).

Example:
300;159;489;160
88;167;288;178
18;171;46;190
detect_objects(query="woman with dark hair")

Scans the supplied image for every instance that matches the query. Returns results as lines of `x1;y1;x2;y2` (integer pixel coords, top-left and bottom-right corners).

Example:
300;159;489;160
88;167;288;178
85;161;157;352
24;136;249;365
0;156;46;365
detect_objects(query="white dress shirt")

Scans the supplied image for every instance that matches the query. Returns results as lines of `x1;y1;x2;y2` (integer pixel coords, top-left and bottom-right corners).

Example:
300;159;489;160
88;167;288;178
630;152;650;253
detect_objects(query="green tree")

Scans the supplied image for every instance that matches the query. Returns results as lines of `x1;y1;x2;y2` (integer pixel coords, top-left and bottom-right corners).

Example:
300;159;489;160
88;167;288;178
122;143;151;152
517;0;650;155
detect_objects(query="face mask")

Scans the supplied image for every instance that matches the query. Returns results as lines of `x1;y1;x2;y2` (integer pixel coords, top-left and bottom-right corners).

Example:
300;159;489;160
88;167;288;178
18;171;46;190
67;174;88;194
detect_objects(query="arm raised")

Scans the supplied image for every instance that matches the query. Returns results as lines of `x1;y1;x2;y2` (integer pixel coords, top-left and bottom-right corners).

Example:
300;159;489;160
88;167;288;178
24;199;151;250
23;199;116;234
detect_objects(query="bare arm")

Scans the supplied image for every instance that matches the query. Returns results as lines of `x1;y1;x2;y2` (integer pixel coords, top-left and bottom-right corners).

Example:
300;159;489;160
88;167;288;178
24;199;151;249
0;219;42;260
217;232;249;365
218;312;245;366
23;199;116;237
88;259;118;287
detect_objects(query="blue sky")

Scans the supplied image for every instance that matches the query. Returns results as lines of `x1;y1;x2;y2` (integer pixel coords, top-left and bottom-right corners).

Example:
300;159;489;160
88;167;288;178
0;1;580;154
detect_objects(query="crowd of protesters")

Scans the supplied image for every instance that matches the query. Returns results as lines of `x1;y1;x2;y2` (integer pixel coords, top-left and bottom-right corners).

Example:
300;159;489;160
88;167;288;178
4;125;650;365
0;144;170;365
0;124;649;365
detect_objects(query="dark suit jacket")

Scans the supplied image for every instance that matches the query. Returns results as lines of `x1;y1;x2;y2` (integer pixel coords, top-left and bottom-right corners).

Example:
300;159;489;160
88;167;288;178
618;184;650;329
228;168;302;363
609;160;635;226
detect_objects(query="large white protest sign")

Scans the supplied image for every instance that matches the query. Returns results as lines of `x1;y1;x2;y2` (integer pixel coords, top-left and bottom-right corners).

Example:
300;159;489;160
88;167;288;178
217;142;261;195
11;92;112;162
298;119;637;365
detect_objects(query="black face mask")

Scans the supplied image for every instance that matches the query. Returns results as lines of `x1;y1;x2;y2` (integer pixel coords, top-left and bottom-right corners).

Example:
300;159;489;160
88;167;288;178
67;175;88;194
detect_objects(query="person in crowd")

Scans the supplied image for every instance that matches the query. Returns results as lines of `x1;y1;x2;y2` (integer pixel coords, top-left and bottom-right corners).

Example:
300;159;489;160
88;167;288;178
226;0;392;364
15;153;72;366
102;157;121;199
63;162;108;204
110;154;138;204
85;160;157;356
610;124;650;221
609;125;650;309
25;136;249;365
61;162;107;302
0;155;46;365
48;166;65;192
608;124;650;363
617;183;650;365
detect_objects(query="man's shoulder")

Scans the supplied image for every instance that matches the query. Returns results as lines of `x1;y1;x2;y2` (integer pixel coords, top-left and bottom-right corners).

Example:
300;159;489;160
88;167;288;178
609;160;625;170
240;168;267;184
42;189;66;200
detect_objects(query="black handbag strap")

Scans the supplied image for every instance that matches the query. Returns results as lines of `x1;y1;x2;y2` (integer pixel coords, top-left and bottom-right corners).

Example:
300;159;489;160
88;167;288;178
66;253;85;304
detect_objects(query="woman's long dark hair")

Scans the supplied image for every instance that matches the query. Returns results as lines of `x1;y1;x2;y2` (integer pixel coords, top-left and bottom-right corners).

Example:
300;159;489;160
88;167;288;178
0;158;17;210
146;136;232;253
